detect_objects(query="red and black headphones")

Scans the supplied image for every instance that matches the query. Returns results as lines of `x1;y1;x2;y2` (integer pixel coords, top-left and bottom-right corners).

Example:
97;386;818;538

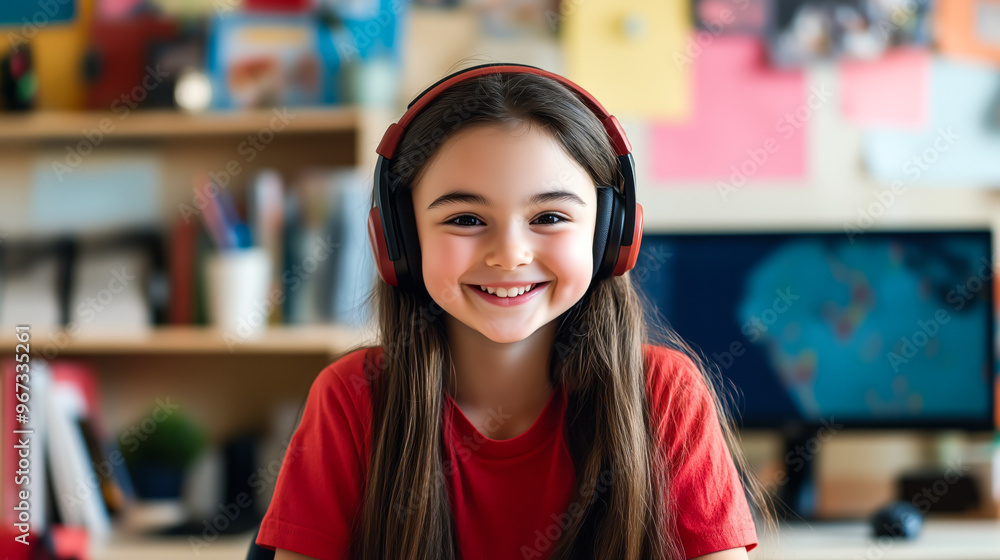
367;62;644;294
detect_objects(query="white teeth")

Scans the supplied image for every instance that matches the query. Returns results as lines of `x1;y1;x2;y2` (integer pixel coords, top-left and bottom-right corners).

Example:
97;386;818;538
477;284;537;298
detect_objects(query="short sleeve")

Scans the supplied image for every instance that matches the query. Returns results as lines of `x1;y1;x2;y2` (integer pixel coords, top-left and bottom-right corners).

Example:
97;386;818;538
645;345;758;559
256;350;373;560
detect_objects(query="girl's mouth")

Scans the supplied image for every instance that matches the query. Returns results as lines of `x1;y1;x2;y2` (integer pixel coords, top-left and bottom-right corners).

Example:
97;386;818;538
467;281;550;307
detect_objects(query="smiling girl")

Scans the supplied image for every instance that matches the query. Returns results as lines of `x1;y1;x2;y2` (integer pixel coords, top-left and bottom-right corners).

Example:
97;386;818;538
255;63;767;560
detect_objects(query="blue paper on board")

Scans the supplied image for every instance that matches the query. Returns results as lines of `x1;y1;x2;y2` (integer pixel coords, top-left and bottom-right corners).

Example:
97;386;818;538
862;57;1000;186
0;0;75;25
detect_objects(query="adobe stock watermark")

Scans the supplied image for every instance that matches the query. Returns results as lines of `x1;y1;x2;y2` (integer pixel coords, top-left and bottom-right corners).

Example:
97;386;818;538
770;418;843;488
549;244;673;364
868;0;931;43
717;85;833;202
394;404;512;524
712;287;800;371
50;64;170;182
520;469;615;559
854;458;969;560
189;437;306;555
332;0;409;63
58;397;180;520
40;266;137;361
844;126;960;243
178;107;297;224
391;92;493;184
347;283;467;396
222;234;341;351
887;256;992;372
630;245;673;284
5;0;72;52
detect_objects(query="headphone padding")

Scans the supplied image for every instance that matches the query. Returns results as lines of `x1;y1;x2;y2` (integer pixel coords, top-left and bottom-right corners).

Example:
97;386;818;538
392;186;424;293
592;186;615;281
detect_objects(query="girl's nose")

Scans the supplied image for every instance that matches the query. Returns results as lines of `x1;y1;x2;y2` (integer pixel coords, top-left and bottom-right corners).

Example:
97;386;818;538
484;225;533;271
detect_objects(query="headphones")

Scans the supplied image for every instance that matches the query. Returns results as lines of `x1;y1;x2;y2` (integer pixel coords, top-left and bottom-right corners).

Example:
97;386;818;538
367;62;643;294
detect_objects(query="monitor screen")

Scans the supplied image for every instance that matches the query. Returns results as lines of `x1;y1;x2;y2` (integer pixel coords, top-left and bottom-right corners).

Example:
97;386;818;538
633;230;996;430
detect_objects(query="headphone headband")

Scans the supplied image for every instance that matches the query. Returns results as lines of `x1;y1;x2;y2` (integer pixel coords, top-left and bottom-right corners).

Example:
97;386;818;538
376;63;632;160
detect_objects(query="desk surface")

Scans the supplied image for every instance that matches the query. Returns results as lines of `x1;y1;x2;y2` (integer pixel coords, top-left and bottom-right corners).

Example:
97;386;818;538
759;519;1000;560
85;520;1000;560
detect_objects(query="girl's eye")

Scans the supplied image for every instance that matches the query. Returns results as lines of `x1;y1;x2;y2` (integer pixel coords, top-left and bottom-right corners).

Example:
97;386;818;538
533;213;564;225
448;215;484;227
446;214;566;227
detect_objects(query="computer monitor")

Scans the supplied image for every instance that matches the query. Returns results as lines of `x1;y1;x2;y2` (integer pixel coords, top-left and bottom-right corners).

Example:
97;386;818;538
633;229;996;431
632;229;996;518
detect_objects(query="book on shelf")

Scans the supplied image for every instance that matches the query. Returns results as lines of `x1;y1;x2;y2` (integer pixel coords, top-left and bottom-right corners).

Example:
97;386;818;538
0;168;375;335
281;167;375;326
1;358;135;558
322;168;376;327
168;216;201;325
248;169;287;326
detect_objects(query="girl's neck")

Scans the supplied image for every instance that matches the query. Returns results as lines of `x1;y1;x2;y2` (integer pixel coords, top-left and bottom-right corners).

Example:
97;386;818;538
444;315;557;417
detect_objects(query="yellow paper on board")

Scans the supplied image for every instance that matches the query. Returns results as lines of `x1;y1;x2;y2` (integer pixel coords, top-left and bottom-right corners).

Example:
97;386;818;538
0;0;94;110
561;0;691;120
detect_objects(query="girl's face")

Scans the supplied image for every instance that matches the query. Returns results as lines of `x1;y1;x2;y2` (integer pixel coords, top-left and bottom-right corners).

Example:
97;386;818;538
411;122;599;344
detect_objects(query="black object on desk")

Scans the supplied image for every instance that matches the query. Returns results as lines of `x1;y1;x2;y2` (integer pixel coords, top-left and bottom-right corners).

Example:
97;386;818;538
871;501;923;539
899;468;981;513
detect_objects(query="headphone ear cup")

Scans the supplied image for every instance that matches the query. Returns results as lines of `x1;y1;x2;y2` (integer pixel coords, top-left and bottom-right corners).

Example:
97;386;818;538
368;207;398;287
612;202;643;277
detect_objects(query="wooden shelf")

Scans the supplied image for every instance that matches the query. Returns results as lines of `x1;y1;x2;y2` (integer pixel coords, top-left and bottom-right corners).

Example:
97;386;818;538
0;324;376;356
0;106;359;142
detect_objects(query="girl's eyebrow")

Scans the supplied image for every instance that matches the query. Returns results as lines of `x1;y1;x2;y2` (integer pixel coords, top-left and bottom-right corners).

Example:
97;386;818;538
426;189;586;210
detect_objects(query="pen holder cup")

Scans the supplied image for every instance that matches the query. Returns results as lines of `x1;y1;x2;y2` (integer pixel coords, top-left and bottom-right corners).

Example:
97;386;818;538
206;248;272;339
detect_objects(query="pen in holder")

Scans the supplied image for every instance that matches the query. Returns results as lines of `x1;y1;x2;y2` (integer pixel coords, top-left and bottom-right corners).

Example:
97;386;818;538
193;175;271;338
206;247;272;339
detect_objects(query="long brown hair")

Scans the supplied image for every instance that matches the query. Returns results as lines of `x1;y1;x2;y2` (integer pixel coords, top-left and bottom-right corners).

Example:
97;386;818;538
348;65;774;559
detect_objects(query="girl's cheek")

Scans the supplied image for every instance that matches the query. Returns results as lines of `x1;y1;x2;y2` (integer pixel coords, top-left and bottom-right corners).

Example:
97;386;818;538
423;233;475;277
543;234;594;293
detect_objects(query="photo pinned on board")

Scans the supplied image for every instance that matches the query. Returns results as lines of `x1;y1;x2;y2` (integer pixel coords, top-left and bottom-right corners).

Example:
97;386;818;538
768;0;933;66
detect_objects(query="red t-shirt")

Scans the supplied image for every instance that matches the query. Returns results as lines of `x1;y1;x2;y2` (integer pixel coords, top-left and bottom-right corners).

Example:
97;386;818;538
256;344;758;559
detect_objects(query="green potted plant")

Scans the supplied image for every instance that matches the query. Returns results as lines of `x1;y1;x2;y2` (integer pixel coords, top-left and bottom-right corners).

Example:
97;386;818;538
120;408;208;500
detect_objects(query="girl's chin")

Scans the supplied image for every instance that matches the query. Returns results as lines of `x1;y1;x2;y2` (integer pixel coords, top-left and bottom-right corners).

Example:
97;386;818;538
479;330;536;344
465;318;540;343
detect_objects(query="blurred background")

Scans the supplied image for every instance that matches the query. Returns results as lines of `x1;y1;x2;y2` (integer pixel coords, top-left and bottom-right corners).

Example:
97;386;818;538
1;0;1000;558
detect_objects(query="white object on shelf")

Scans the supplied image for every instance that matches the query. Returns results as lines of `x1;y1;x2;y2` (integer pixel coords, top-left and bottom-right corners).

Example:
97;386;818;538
118;500;187;534
68;246;152;333
46;382;111;541
175;70;213;113
206;248;272;340
0;251;60;328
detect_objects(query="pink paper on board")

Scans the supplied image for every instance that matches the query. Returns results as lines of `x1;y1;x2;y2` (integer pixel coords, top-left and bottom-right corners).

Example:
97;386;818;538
98;0;143;20
839;47;929;128
650;37;807;182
